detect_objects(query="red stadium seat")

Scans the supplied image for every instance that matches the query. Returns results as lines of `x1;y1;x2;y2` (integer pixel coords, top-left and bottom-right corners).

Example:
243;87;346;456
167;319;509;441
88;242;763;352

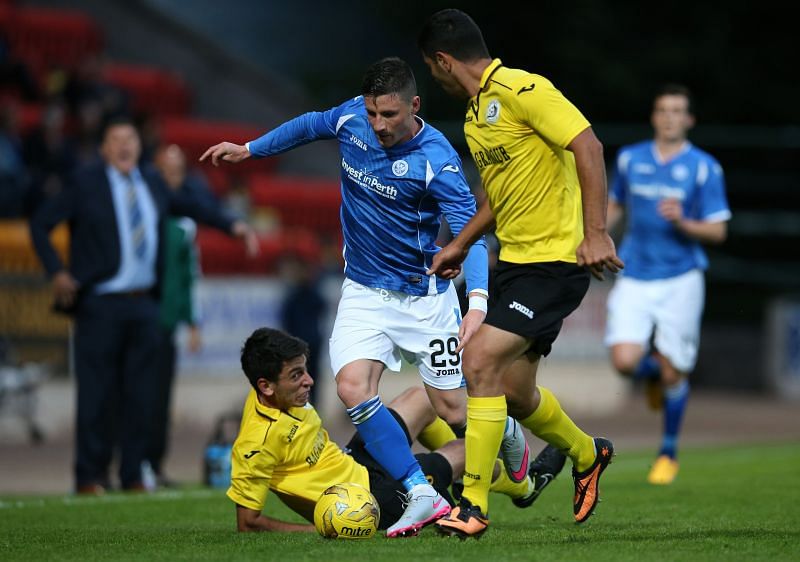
0;7;103;72
202;166;233;198
104;63;191;116
159;116;277;176
196;226;320;275
248;174;341;239
0;4;12;26
16;102;43;136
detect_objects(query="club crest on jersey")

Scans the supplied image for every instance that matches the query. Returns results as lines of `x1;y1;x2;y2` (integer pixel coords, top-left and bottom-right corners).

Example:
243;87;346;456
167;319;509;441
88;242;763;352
486;99;501;124
392;160;409;177
671;164;690;182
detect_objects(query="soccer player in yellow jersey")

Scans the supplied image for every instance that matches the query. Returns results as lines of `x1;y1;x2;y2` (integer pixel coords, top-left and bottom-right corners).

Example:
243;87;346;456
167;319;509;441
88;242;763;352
228;327;555;533
418;9;624;537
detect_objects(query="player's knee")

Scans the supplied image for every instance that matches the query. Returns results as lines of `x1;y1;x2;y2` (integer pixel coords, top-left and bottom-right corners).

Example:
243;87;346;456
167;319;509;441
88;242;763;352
610;352;638;376
439;408;466;428
462;352;501;394
429;394;465;427
335;374;370;407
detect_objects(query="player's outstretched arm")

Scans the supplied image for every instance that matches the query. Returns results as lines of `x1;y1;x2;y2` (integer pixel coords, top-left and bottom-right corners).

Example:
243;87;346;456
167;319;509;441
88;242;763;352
235;504;315;533
427;199;495;280
199;142;251;167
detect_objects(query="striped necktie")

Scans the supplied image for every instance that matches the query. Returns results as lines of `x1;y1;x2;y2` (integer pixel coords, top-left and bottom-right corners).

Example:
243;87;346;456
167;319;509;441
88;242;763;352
125;175;147;259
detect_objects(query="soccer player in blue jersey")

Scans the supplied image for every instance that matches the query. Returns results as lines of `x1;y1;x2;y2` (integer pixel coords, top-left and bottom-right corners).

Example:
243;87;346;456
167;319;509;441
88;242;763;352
605;84;731;485
200;57;540;537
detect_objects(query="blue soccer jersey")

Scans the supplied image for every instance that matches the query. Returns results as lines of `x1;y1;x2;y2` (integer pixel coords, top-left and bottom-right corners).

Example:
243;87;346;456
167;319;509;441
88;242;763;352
610;141;731;280
247;96;488;296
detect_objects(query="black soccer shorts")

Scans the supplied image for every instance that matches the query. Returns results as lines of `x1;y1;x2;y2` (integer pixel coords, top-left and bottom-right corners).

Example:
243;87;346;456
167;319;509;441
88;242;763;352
486;260;590;357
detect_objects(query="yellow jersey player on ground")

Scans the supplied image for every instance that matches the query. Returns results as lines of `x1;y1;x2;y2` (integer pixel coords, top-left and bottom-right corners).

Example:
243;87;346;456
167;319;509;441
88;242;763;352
418;9;624;538
228;327;563;533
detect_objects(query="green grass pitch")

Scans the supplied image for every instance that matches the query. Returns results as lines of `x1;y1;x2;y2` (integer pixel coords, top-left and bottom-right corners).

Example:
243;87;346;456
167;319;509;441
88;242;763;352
1;442;798;561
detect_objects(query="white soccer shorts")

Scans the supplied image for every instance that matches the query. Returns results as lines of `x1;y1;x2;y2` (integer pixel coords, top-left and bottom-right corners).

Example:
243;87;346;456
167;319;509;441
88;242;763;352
329;278;465;390
605;269;705;373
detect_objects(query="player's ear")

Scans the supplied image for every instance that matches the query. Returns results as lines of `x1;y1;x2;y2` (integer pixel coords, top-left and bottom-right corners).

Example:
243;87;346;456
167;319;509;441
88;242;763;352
256;378;274;397
435;51;451;71
411;96;421;114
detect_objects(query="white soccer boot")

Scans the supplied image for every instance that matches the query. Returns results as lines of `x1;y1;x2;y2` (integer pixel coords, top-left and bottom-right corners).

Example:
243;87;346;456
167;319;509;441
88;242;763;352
499;417;530;483
385;483;451;538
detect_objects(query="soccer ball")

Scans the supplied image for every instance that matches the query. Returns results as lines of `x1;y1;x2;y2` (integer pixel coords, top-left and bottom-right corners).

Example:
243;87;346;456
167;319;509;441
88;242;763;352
313;482;380;539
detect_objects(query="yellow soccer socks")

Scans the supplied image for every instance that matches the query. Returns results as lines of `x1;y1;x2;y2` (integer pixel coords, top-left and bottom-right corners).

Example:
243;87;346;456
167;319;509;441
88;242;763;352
418;416;458;451
490;459;534;499
461;395;507;513
519;386;595;472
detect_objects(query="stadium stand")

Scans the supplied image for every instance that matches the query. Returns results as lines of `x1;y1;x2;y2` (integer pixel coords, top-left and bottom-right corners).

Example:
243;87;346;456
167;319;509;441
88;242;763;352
158;115;276;175
0;5;103;84
103;63;191;117
0;1;341;278
15;102;43;136
248;174;341;242
0;1;343;368
196;226;320;275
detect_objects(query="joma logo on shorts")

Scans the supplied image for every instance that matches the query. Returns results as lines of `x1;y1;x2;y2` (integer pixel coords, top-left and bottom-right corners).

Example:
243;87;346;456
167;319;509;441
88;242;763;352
509;301;534;319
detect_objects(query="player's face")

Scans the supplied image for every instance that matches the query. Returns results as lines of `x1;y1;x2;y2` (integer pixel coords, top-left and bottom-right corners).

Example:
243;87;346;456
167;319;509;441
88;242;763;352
262;355;314;410
364;93;421;148
101;124;141;175
422;54;467;99
651;94;695;143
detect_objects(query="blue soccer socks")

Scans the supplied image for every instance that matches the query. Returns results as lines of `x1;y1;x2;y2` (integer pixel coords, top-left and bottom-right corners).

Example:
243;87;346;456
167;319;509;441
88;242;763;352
347;396;425;490
660;379;689;458
634;353;661;380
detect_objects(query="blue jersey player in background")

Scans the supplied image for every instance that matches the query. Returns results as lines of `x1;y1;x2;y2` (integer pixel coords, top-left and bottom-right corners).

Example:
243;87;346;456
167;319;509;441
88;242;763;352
201;57;540;537
604;84;731;485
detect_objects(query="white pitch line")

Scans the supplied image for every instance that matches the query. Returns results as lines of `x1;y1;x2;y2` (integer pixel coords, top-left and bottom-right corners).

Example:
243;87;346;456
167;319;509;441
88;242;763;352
0;488;223;510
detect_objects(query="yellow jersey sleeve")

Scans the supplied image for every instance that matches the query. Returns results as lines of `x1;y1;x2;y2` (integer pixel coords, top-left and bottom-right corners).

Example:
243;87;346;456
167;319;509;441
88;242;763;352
508;75;590;149
227;435;280;512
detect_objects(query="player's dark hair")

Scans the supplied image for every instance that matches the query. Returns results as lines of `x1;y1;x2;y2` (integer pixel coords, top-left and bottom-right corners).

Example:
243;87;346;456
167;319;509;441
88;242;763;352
654;83;694;115
418;9;490;62
361;57;417;103
240;327;310;389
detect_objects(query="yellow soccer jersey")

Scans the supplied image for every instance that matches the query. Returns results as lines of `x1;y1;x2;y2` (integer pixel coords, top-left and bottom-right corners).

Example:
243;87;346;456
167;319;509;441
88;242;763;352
464;59;590;263
227;390;369;522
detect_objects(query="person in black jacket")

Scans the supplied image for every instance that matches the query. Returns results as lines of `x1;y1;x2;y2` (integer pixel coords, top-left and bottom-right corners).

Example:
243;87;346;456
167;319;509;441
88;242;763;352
29;116;257;494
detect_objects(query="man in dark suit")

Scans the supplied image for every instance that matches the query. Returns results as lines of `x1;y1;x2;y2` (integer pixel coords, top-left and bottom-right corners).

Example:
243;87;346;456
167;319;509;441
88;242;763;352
29;116;257;494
